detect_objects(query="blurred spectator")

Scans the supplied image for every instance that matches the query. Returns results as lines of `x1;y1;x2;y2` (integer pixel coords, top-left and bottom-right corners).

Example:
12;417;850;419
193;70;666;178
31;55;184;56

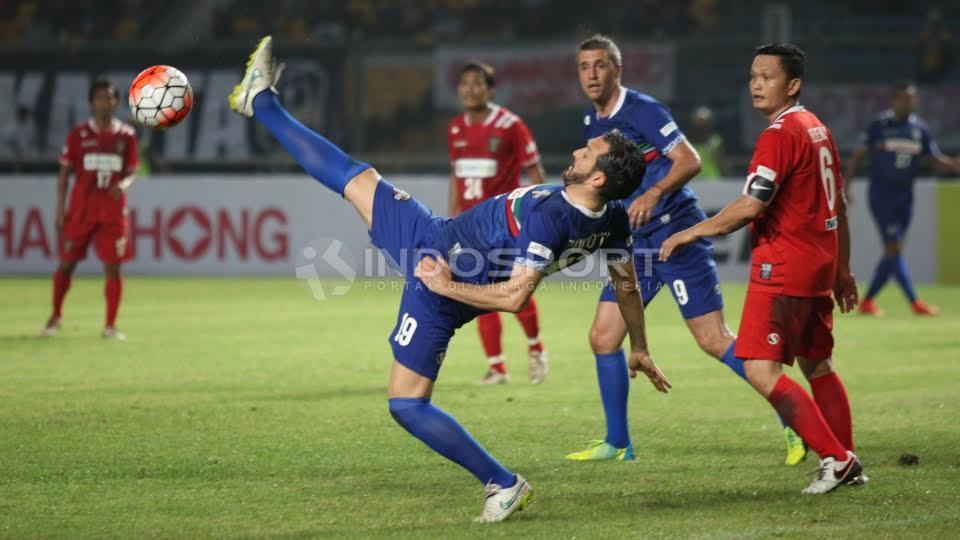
687;106;728;179
917;9;952;84
2;106;39;161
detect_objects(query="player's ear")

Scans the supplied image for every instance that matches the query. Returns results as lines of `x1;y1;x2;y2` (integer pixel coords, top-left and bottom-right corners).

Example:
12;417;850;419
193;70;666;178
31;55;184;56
588;169;607;190
787;78;802;99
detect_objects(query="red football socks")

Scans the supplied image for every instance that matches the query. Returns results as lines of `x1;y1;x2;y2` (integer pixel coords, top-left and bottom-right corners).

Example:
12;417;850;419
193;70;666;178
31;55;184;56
809;372;854;451
767;374;847;460
515;296;541;341
477;312;503;358
52;269;72;318
105;277;123;327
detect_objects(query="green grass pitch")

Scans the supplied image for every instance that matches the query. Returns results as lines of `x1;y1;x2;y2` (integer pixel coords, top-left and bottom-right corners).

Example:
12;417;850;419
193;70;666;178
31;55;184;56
1;276;959;538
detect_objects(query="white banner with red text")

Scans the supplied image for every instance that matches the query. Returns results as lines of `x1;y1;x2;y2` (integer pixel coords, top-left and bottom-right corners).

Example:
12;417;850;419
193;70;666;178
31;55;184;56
0;175;938;283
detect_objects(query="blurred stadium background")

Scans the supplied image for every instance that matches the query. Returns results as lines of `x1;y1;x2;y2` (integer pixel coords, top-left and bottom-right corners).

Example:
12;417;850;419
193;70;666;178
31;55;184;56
1;0;958;282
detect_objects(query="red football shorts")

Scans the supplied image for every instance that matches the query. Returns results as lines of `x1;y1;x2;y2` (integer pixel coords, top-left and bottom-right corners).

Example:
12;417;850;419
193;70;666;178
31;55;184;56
60;217;130;265
734;291;834;364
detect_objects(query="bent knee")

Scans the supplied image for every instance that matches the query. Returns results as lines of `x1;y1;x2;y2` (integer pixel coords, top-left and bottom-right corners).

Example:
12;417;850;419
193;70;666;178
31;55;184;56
798;357;834;380
589;325;624;354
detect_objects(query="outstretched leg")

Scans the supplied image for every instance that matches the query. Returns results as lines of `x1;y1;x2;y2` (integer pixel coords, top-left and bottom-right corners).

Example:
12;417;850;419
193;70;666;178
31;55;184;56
230;35;380;227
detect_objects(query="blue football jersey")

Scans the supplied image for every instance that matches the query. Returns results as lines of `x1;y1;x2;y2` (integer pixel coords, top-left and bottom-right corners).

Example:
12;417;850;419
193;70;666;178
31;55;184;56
861;110;939;190
435;184;632;284
583;87;699;232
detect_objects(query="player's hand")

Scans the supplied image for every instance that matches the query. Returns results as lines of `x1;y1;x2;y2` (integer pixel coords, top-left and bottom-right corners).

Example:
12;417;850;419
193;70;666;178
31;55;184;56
108;185;124;199
627;188;662;228
833;269;859;313
414;256;453;295
659;228;697;262
628;350;671;393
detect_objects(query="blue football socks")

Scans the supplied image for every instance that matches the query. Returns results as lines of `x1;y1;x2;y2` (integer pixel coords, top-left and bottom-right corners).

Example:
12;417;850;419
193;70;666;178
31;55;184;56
891;254;918;302
865;255;894;300
595;350;631;448
389;397;516;488
252;92;369;196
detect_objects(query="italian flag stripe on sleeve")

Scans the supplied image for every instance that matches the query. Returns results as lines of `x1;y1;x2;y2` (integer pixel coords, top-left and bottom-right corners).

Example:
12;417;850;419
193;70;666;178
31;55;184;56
505;197;523;237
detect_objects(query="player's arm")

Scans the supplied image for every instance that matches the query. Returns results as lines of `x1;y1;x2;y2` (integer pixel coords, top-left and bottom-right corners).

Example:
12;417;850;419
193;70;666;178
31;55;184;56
109;131;139;199
55;164;71;230
448;172;460;216
843;147;867;202
415;257;543;313
833;187;858;313
628;113;702;227
608;259;670;392
523;161;546;185
660;193;764;261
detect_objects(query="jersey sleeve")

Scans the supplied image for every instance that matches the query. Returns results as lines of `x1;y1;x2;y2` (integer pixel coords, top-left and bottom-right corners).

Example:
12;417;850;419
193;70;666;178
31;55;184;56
511;117;540;167
633;102;686;156
921;124;943;158
743;128;794;204
446;120;457;163
58;128;78;168
123;131;139;176
858;120;880;150
514;207;566;272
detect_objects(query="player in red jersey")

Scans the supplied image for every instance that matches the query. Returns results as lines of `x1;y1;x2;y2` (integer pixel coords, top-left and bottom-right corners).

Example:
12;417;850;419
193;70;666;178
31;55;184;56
447;61;549;385
661;44;866;494
41;77;139;340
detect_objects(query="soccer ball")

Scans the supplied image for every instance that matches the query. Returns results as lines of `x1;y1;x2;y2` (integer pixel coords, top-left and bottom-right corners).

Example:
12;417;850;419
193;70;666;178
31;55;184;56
129;65;193;129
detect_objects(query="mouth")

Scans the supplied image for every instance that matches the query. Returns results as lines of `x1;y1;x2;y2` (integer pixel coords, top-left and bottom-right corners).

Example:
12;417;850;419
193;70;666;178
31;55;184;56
751;94;763;101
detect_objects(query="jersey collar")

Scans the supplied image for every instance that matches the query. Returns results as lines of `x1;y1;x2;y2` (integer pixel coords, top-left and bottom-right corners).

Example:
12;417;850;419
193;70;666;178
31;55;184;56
772;104;805;123
597;86;627;120
464;103;500;126
88;118;120;134
561;190;607;218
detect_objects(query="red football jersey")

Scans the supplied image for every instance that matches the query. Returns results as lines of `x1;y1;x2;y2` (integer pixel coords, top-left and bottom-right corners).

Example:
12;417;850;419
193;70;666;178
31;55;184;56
744;105;843;297
59;118;139;224
448;104;540;212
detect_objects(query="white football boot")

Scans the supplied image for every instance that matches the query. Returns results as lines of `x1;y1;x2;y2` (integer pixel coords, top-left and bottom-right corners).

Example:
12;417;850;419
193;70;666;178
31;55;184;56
528;347;548;384
802;451;863;494
228;35;286;118
101;327;127;341
479;370;510;385
41;316;61;337
474;475;533;523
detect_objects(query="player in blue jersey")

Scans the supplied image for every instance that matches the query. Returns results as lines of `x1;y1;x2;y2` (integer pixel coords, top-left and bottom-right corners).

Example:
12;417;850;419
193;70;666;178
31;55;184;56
564;34;806;465
845;81;960;317
228;37;671;523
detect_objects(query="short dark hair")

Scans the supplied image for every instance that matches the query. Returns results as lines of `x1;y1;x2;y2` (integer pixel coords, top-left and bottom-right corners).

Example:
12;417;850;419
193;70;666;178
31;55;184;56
88;76;118;102
754;43;806;82
459;61;495;88
578;33;622;67
595;130;645;201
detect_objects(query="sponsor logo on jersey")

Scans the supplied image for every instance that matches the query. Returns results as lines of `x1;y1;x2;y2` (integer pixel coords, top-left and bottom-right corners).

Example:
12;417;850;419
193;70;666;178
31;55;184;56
584;115;591;126
760;263;773;280
82;153;122;173
807;126;828;143
659;214;671;225
767;333;780;345
825;216;838;231
451;126;460;135
488;136;501;153
659;121;678;137
452;140;467;148
756;165;778;181
392;187;411;201
81;139;98;148
526;241;554;263
448;242;463;257
531;189;551;199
